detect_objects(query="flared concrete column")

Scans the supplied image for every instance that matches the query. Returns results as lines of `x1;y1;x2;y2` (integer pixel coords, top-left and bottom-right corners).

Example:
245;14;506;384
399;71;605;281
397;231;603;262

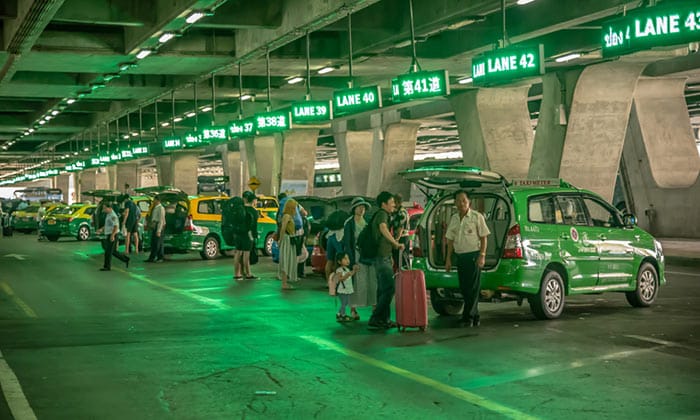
116;163;139;193
450;86;534;179
366;111;402;197
622;103;700;238
77;169;108;201
106;165;117;190
240;138;255;185
559;62;646;201
251;135;283;197
280;129;319;196
155;152;198;195
218;144;243;197
632;78;700;188
334;121;373;196
529;70;581;178
379;121;420;197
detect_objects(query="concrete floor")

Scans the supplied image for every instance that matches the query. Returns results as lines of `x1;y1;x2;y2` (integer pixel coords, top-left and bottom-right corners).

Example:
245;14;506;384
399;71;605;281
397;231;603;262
0;234;698;419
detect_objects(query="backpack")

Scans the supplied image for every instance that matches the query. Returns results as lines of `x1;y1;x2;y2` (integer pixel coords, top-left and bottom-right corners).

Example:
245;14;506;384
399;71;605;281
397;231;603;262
357;211;381;259
221;197;249;246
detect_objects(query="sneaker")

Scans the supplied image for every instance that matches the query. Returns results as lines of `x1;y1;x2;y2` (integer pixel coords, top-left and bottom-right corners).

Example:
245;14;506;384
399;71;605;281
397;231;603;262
367;320;386;330
472;316;480;327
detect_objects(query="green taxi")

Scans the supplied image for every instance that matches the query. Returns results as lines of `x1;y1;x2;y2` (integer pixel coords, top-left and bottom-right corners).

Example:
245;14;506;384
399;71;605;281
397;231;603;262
42;203;96;241
401;166;665;320
140;188;278;260
11;204;42;233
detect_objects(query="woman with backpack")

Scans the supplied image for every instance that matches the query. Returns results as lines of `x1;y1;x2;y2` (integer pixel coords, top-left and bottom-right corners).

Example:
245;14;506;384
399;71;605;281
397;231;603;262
278;198;299;290
343;197;376;320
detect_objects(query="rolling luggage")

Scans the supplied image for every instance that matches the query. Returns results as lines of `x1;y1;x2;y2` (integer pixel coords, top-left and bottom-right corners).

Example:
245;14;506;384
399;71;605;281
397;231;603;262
395;253;428;332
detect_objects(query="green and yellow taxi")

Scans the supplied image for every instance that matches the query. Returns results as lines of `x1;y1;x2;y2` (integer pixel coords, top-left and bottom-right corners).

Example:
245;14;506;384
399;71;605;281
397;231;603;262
401;166;665;320
42;203;97;241
11;204;42;233
140;188;278;260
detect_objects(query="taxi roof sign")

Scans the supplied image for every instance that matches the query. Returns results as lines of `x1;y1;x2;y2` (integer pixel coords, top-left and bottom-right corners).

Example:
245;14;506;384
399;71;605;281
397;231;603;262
510;178;569;188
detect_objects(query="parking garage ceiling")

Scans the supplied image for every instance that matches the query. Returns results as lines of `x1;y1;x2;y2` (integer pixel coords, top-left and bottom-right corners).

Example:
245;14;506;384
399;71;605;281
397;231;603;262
0;0;699;175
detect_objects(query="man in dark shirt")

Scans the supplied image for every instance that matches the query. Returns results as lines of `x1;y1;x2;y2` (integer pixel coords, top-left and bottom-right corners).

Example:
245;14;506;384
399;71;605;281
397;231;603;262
368;191;405;330
120;195;140;254
242;191;259;279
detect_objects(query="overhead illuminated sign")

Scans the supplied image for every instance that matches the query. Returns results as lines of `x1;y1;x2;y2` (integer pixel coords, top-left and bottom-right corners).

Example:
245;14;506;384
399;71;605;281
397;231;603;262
391;70;450;103
201;126;228;143
255;110;291;133
89;157;101;167
602;3;700;57
120;149;133;160
163;136;183;151
98;154;111;165
110;151;122;162
333;85;382;117
229;118;256;138
291;100;332;124
132;144;149;155
471;44;545;86
183;132;206;148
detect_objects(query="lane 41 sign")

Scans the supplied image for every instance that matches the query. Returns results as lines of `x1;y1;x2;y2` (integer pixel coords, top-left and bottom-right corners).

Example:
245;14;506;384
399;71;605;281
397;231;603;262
391;70;450;103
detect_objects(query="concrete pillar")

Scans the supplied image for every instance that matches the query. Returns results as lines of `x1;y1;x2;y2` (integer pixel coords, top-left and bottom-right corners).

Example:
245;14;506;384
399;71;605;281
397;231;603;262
450;86;534;179
155;152;198;195
218;145;243;197
622;103;700;238
379;121;420;197
54;174;70;202
631;78;700;188
77;169;108;202
280;129;319;196
559;62;646;202
241;138;255;187
251;135;283;197
116;162;139;193
334;120;373;196
106;165;117;190
529;70;581;178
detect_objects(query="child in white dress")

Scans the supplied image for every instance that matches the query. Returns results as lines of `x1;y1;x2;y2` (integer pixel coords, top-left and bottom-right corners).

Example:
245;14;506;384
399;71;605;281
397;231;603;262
335;252;359;322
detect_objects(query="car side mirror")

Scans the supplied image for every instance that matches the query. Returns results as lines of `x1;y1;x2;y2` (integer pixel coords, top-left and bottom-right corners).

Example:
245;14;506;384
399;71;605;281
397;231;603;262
623;213;637;227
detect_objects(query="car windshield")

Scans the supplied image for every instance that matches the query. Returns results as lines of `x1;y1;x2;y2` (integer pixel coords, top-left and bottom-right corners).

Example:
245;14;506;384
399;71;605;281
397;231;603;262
25;205;40;213
52;206;80;215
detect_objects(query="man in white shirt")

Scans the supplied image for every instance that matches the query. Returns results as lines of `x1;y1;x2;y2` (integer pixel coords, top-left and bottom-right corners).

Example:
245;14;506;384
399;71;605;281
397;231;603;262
100;202;130;271
146;197;166;262
445;190;490;327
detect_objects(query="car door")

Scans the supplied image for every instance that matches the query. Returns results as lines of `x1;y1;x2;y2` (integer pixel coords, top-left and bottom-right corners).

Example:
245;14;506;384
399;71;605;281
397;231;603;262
555;195;599;291
581;195;635;287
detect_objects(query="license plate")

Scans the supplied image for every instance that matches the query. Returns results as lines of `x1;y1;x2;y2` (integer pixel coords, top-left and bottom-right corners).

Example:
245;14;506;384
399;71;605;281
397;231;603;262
48;220;56;225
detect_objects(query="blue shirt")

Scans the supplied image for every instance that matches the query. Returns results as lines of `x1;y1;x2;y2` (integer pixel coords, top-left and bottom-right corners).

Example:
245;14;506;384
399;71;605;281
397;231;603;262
104;211;119;235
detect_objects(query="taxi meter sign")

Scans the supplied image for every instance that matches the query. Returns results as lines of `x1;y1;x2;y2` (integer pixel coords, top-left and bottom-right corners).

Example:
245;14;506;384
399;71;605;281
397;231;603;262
248;177;261;192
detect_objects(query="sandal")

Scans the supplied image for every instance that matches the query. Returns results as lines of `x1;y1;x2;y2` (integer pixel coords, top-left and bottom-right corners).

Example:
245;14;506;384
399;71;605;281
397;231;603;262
351;312;360;321
282;285;296;290
234;276;243;280
245;275;258;280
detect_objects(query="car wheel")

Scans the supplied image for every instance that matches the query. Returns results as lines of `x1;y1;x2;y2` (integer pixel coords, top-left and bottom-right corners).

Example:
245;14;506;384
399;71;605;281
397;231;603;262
625;262;658;308
429;290;464;316
263;233;274;256
200;236;220;260
77;226;90;241
529;270;565;320
46;235;59;242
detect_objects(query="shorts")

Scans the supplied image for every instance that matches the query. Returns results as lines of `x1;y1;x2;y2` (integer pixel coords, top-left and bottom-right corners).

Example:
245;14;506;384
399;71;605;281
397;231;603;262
126;221;138;234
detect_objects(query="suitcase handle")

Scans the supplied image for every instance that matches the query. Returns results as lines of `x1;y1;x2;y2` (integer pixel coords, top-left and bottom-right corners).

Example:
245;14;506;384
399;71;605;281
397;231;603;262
397;249;411;271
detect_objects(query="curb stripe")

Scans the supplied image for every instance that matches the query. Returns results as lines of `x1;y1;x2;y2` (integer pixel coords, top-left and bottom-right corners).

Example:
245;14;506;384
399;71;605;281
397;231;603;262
0;350;37;420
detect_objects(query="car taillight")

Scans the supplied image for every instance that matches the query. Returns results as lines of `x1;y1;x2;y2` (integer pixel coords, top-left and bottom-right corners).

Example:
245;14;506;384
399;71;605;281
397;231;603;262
412;225;423;258
184;215;194;231
502;224;523;259
68;217;74;222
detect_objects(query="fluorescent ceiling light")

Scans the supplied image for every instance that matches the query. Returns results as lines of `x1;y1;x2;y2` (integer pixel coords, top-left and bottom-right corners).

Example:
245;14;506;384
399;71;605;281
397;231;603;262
317;66;336;75
158;32;175;43
28;128;34;133
45;115;53;121
161;122;170;127
458;77;473;84
119;61;137;71
516;0;536;4
131;132;139;137
186;111;196;118
173;117;183;122
39;120;46;125
136;49;153;60
287;76;304;84
83;147;90;151
123;135;130;139
51;110;59;116
73;151;79;155
201;106;212;112
66;99;76;104
555;53;581;63
240;94;252;101
186;12;205;24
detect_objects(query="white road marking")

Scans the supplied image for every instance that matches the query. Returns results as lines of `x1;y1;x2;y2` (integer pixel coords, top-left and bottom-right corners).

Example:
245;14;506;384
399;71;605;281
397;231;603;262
624;335;699;351
0;350;37;420
0;283;37;318
665;270;700;277
187;286;229;292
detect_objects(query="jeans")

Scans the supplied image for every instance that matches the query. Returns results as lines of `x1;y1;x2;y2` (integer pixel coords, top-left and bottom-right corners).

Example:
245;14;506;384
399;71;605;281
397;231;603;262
338;294;350;315
148;229;164;261
456;251;481;321
370;256;395;323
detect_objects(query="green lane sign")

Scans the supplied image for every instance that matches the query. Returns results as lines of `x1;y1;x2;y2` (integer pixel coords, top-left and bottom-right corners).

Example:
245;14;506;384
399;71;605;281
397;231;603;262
229;118;256;138
471;44;545;86
291;100;332;124
255;110;290;133
88;157;101;167
163;136;183;151
201;126;228;143
132;144;149;155
183;132;206;148
391;70;450;103
110;151;122;162
98;154;111;165
602;3;700;57
333;85;382;117
120;149;133;160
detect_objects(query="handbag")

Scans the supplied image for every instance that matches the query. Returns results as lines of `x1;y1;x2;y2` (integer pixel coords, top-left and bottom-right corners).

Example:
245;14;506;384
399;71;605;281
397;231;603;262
249;244;259;265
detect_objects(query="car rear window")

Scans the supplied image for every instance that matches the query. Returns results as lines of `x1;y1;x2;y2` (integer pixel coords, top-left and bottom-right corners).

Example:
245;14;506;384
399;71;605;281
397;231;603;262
528;195;558;224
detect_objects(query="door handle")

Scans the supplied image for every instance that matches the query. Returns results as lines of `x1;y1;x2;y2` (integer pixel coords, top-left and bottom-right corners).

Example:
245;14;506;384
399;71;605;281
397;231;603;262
598;234;607;240
560;233;570;240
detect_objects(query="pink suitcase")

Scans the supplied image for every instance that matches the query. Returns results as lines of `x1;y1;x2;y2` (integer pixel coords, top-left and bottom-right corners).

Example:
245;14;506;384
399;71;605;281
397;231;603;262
395;267;428;332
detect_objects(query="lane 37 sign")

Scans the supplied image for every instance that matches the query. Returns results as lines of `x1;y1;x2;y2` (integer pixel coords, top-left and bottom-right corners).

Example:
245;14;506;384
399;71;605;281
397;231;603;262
602;3;700;58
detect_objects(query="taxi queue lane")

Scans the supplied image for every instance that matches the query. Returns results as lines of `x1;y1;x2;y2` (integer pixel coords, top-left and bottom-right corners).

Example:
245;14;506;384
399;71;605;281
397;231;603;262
0;233;698;419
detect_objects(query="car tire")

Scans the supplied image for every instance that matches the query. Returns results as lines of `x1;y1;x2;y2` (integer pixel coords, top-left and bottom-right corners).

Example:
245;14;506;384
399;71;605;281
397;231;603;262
77;226;90;241
263;233;274;256
200;236;220;260
625;262;658;308
46;235;59;242
529;270;566;320
429;290;464;316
